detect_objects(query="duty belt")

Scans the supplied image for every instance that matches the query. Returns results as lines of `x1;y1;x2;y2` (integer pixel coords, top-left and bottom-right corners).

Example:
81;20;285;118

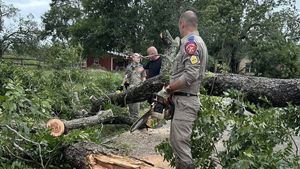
173;92;198;97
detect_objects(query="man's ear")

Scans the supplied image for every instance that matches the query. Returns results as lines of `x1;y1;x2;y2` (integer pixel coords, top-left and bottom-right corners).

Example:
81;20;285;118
181;22;185;30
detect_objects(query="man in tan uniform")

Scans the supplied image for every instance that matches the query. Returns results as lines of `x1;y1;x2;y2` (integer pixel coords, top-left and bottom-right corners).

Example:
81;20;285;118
158;11;208;169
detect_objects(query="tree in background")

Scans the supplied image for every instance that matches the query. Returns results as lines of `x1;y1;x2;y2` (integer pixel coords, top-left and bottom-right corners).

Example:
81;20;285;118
9;21;41;58
43;0;194;56
42;0;300;77
194;0;300;77
42;43;83;69
0;0;38;58
247;7;300;78
70;0;139;56
42;0;82;44
141;0;194;53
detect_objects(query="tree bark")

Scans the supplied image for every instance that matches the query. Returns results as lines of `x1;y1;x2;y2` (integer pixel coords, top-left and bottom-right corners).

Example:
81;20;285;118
90;75;167;112
63;110;114;130
64;142;159;169
47;110;115;136
91;73;300;112
103;115;135;126
203;73;300;107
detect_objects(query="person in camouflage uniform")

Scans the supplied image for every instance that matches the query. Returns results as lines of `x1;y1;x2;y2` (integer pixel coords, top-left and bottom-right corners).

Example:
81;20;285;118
123;53;146;120
157;11;208;169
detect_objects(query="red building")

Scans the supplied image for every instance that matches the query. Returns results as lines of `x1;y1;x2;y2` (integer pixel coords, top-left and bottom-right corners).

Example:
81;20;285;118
83;55;127;71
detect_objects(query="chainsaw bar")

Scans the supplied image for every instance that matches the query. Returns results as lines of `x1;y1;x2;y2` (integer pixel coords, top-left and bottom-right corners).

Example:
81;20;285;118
130;108;152;132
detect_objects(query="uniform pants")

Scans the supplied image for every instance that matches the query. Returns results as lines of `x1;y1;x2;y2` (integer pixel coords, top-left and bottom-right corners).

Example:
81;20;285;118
170;95;200;168
128;102;140;120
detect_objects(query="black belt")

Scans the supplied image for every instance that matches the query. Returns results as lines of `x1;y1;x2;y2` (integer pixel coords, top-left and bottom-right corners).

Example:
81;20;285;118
173;92;198;97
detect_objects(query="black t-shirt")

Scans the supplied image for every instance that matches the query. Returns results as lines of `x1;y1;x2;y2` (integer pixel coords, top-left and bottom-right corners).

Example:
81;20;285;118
143;57;162;79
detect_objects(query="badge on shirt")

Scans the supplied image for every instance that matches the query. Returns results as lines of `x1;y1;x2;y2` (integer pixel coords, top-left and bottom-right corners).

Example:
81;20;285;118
185;42;197;55
190;55;199;64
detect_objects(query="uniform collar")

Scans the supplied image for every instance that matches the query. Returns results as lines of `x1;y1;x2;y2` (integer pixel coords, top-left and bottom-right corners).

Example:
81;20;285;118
130;63;141;67
181;31;199;43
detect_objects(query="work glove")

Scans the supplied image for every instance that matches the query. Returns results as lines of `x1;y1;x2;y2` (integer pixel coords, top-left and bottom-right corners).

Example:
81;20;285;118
156;86;170;100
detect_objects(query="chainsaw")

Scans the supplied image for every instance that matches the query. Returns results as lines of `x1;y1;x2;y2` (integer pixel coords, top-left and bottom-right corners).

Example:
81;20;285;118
130;95;174;132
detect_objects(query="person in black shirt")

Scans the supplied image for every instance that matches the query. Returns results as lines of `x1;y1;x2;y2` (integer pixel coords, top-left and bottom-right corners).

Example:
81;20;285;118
144;46;164;129
144;46;162;79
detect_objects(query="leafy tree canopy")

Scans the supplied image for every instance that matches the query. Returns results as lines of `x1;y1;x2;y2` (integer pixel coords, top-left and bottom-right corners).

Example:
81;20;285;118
0;0;39;58
42;0;300;77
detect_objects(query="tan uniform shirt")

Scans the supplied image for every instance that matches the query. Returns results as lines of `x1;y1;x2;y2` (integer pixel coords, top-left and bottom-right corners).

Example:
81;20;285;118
169;31;208;164
170;31;208;95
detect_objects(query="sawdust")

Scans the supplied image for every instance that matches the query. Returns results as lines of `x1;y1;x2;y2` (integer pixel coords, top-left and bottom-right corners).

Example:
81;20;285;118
109;121;173;169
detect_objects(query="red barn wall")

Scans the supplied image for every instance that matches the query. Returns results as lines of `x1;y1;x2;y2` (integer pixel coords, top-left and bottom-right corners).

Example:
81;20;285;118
100;58;113;71
86;57;94;67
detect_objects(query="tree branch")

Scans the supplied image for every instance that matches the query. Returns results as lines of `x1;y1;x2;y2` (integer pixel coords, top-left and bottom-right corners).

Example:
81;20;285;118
3;125;45;169
240;23;262;40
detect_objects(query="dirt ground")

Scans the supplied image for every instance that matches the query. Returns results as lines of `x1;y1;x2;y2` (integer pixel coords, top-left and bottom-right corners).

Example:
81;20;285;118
107;121;223;169
107;119;300;169
109;121;173;169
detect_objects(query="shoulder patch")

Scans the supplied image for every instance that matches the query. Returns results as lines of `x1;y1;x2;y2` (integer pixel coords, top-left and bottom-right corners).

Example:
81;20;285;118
185;41;197;55
190;55;199;64
188;35;195;41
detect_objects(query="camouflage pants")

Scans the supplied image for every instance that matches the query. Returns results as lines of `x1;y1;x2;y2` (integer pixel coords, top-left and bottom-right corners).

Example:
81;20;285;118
128;103;140;120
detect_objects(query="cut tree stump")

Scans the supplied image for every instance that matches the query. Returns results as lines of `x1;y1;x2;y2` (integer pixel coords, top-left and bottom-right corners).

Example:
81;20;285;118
64;142;160;169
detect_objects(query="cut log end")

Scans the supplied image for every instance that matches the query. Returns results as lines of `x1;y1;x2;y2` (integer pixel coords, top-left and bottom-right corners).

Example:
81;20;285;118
86;154;160;169
46;119;65;137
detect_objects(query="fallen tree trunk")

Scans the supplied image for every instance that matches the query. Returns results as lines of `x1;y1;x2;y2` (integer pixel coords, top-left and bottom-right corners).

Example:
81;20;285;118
90;73;300;112
64;142;159;169
103;115;135;126
90;75;167;112
90;30;300;112
203;73;300;107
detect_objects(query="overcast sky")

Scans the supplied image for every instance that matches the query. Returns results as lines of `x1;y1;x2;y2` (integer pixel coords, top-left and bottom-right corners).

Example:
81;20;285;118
7;0;51;22
5;0;300;24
